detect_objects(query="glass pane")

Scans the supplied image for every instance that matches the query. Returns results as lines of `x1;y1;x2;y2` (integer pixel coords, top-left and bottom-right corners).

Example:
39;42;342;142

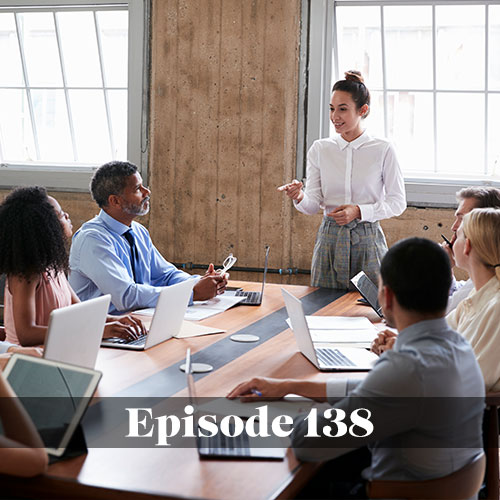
68;89;110;162
488;94;500;176
57;11;102;87
107;89;127;159
489;6;500;91
436;93;484;176
0;90;36;161
436;6;485;90
384;7;432;90
334;6;383;89
387;92;434;174
364;90;385;138
0;13;25;86
97;11;128;88
31;89;73;162
18;13;63;87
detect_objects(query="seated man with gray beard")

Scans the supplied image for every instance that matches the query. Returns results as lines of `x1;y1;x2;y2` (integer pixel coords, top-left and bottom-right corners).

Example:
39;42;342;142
69;161;226;314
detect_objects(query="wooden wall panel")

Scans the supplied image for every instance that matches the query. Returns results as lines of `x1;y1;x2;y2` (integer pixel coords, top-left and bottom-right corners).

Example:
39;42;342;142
215;0;243;263
149;0;179;261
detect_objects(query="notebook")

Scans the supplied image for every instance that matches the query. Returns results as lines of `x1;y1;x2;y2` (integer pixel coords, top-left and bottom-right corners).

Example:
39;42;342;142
3;353;101;457
235;246;270;306
43;295;111;369
185;348;286;459
281;288;378;371
350;271;384;318
101;278;196;350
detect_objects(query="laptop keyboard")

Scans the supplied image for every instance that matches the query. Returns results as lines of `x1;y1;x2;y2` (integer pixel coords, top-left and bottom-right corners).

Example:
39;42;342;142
316;348;356;367
235;290;261;304
199;423;251;456
106;334;147;346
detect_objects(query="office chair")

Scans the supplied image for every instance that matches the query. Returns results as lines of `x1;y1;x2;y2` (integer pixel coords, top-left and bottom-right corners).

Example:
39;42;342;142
485;392;500;500
367;452;485;499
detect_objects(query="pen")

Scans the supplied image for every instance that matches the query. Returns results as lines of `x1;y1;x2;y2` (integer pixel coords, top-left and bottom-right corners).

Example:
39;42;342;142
441;234;452;247
251;388;262;397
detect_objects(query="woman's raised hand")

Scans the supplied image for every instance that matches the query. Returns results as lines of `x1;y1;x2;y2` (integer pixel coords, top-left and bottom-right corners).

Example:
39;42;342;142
277;179;304;202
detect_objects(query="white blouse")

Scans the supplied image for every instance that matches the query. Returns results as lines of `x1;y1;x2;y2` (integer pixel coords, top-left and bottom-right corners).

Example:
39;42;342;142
446;276;500;392
294;131;406;223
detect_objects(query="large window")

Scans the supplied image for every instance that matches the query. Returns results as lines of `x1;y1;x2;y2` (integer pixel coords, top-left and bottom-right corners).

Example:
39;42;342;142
0;0;148;191
302;0;500;206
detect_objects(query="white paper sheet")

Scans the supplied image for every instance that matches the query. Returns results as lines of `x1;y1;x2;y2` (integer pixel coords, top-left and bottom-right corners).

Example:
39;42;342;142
286;316;378;344
134;295;245;321
184;295;246;321
174;321;225;339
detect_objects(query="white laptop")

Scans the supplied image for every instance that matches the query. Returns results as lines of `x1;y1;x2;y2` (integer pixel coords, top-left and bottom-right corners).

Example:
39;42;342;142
281;288;378;371
101;278;197;350
44;294;111;369
3;353;101;457
185;348;286;459
234;246;270;305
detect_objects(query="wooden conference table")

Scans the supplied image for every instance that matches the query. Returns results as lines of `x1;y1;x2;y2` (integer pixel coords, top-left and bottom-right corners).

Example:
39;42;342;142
2;281;382;500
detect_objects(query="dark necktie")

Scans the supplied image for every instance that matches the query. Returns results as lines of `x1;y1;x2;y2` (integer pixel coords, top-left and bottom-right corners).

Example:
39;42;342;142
123;229;139;282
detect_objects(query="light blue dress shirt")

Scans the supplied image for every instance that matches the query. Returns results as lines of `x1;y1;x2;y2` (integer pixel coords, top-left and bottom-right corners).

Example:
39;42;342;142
69;210;194;314
292;318;485;486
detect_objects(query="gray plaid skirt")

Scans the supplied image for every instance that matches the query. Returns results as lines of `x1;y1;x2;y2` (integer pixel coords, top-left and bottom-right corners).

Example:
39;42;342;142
311;216;388;289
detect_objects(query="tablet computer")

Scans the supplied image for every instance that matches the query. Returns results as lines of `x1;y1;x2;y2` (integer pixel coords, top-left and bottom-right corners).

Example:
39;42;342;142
2;354;101;457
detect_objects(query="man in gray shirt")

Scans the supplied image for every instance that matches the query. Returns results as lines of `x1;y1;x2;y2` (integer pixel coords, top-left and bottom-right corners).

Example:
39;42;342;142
228;238;484;494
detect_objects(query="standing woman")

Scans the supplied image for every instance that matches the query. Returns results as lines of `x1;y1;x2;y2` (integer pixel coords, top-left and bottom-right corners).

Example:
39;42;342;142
280;71;406;288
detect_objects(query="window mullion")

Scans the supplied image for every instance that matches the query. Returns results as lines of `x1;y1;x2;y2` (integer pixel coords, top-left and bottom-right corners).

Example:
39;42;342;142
14;12;40;161
432;4;438;174
380;5;388;138
332;3;339;83
484;4;489;175
53;10;78;162
93;10;115;159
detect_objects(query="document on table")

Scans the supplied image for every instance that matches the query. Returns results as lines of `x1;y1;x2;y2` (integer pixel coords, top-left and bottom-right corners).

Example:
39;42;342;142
175;321;225;338
286;315;378;345
133;295;245;322
184;295;246;321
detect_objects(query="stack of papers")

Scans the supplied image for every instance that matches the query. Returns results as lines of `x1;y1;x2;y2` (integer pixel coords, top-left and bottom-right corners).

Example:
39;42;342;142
286;315;378;346
134;296;245;322
185;295;246;321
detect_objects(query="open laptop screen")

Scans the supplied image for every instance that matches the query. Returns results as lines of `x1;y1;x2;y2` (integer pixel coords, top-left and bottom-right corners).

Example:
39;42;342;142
3;354;101;456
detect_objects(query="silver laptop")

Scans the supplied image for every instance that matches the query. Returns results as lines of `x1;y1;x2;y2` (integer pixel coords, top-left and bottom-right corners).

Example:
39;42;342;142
185;349;286;459
281;288;378;371
350;271;384;318
235;246;270;306
44;294;111;369
101;278;196;350
3;353;101;457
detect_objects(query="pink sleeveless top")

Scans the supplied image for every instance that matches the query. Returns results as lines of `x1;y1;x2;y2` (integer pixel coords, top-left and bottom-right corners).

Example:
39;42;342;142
4;272;73;345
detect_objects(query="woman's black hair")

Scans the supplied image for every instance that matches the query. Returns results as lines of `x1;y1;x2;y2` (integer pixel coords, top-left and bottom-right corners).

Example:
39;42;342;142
332;70;371;118
0;186;68;280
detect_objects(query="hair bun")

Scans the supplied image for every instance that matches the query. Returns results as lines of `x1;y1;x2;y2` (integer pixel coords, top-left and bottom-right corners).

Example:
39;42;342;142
344;70;364;84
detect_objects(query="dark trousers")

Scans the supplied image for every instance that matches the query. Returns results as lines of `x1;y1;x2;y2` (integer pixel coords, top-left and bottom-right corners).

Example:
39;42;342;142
295;447;371;499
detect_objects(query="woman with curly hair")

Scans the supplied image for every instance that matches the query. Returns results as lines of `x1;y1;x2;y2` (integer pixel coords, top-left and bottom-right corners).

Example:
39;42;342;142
0;186;144;347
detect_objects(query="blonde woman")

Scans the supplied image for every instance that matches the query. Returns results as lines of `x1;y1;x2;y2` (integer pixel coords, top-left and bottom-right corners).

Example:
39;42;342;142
446;207;500;391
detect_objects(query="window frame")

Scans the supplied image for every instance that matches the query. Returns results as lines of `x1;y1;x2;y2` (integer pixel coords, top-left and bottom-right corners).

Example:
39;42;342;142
300;0;500;208
0;0;150;192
